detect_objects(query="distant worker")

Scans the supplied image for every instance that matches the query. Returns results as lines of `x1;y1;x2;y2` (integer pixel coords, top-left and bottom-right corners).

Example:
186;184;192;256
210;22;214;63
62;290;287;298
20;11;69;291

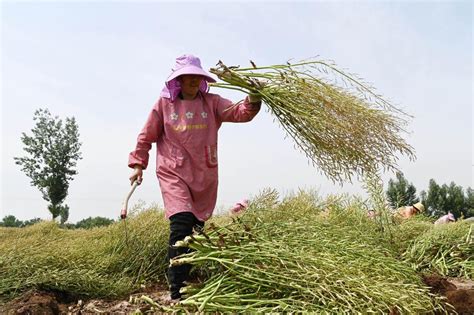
367;209;376;219
230;199;249;214
396;202;425;219
434;212;456;225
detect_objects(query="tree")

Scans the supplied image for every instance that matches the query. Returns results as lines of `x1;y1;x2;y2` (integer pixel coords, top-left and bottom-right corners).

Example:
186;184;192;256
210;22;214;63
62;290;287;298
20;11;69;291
420;179;469;218
75;216;114;229
466;188;474;218
444;182;466;219
0;215;23;227
420;179;443;217
14;109;82;222
386;172;419;209
21;218;42;227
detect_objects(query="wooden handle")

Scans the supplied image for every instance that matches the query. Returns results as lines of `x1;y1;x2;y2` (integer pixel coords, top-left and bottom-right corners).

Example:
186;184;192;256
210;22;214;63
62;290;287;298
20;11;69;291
121;181;139;219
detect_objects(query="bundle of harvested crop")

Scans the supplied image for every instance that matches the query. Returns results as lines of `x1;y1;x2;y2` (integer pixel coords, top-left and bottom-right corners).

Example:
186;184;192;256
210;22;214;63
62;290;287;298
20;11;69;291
210;58;415;183
403;222;473;279
0;208;169;301
167;195;449;313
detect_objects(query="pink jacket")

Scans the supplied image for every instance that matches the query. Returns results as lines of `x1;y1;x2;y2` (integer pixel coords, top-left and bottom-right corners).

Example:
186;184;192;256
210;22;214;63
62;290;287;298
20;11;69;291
230;199;249;214
129;92;260;221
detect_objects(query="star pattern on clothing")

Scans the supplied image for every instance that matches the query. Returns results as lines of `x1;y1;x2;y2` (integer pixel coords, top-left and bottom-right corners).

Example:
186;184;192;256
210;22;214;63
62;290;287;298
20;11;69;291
185;111;194;119
170;112;178;120
201;112;208;119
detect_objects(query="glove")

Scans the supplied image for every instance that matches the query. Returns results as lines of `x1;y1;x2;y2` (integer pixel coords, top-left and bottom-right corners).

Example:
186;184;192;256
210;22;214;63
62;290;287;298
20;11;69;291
248;92;262;103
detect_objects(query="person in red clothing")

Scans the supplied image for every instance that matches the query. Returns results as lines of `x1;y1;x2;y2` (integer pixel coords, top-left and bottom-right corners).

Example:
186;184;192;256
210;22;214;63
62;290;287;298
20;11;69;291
230;199;249;214
128;54;261;301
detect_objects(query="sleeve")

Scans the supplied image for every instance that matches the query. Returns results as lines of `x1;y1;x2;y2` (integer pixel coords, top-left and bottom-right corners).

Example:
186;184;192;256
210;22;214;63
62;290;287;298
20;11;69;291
215;95;262;123
128;99;164;169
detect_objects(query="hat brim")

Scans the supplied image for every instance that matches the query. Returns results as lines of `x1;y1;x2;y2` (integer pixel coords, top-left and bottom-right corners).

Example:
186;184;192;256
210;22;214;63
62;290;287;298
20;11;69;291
412;202;425;213
166;66;216;83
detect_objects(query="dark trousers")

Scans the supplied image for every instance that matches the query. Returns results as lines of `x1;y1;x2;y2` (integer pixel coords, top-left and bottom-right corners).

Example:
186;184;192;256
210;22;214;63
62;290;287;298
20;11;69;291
168;212;204;299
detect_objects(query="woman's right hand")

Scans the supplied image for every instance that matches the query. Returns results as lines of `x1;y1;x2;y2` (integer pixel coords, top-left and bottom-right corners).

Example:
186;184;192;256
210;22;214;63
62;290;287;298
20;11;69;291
129;165;143;185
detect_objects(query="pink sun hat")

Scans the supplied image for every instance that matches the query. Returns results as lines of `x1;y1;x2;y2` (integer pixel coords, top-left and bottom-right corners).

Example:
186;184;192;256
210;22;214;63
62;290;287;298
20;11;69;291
160;54;216;101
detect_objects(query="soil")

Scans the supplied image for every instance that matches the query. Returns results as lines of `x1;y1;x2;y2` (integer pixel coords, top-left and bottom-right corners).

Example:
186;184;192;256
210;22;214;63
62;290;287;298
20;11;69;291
1;276;473;314
0;283;171;314
423;274;474;315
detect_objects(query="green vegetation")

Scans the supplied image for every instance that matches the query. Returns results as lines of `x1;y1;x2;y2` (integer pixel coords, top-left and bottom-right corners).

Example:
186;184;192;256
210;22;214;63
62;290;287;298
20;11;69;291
386;171;419;209
0;215;114;229
14;108;82;223
2;190;472;313
403;221;473;278
385;173;473;219
210;59;415;183
0;208;168;302
421;179;474;218
0;215;25;228
161;190;458;313
74;216;115;229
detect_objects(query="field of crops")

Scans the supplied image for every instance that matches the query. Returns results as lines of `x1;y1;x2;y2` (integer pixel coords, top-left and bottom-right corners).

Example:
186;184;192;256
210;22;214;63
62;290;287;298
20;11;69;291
1;190;473;313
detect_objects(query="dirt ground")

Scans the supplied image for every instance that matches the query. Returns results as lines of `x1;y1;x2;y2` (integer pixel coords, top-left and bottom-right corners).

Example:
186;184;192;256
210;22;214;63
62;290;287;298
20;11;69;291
0;283;172;314
423;274;474;315
1;276;473;314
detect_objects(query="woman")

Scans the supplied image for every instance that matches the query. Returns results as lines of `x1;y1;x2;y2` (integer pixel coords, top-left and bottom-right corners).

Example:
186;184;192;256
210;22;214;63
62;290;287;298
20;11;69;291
396;202;425;219
128;54;261;301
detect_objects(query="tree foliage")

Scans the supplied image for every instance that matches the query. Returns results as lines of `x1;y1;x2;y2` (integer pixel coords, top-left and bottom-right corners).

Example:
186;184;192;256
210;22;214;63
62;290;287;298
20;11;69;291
0;215;23;227
0;216;41;227
21;218;42;227
0;215;115;229
14;109;82;222
74;216;115;229
420;179;471;219
466;188;474;218
386;172;419;209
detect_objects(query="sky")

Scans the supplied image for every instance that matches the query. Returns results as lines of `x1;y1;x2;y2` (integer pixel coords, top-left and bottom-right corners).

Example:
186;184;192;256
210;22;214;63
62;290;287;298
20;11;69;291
1;1;472;223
